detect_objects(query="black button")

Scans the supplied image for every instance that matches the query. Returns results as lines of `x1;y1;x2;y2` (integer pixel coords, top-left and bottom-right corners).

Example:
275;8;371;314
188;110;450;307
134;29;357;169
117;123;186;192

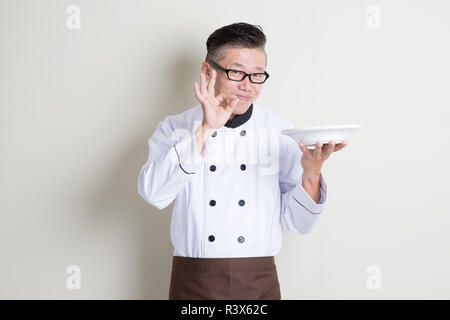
240;164;246;171
208;235;215;242
212;131;217;137
209;200;216;206
238;200;245;206
240;130;246;136
238;236;245;243
210;165;216;172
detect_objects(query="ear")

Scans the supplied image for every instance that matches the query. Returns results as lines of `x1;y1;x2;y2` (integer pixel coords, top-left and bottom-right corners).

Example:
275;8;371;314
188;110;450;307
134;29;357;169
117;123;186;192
201;62;211;81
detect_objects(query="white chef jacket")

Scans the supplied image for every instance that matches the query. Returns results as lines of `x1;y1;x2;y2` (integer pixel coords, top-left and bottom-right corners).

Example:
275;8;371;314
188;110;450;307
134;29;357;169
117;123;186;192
137;103;327;258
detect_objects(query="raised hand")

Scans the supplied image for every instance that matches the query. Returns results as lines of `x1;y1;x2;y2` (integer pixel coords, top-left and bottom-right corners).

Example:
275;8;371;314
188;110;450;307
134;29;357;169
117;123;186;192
194;69;240;130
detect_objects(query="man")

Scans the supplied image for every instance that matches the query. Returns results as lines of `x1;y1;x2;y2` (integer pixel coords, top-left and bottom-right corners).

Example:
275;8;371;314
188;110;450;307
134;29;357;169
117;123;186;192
137;22;347;300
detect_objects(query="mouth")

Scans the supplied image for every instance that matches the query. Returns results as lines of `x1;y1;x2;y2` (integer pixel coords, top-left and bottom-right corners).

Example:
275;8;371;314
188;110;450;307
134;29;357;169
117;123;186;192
237;95;251;101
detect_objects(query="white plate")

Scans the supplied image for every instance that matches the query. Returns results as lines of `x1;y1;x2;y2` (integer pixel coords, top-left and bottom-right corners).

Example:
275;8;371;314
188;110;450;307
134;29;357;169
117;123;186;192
281;125;361;150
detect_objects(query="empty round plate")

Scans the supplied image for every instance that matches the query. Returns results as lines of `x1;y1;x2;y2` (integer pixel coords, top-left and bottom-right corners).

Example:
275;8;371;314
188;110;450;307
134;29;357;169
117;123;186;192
281;125;361;150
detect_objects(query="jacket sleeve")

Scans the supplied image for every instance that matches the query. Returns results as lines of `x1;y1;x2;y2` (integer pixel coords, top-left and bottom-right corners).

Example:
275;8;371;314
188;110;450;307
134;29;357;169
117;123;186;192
137;118;204;210
279;127;328;235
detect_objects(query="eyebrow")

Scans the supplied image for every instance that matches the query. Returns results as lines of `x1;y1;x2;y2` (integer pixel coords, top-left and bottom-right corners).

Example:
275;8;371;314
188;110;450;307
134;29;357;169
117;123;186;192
229;62;265;72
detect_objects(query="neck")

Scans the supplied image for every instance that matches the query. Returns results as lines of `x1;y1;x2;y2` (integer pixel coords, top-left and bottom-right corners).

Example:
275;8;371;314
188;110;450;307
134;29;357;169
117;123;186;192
228;103;252;121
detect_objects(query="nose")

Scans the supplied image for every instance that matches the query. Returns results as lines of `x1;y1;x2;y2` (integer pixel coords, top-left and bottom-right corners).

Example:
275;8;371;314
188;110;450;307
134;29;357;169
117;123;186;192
238;75;253;90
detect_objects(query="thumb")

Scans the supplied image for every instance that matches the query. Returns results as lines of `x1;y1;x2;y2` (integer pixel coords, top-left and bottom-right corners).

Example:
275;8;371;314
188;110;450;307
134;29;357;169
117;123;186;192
216;95;224;105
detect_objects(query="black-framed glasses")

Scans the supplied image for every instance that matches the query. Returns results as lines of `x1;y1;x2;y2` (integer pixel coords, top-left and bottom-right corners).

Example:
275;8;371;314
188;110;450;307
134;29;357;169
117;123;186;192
207;60;270;84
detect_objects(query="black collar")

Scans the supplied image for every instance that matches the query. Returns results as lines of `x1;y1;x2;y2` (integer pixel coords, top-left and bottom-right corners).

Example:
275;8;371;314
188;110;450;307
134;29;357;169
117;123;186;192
224;104;253;128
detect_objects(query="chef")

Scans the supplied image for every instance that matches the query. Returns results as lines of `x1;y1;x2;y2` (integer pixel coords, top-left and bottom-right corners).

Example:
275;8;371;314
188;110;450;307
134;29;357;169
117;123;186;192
137;22;347;300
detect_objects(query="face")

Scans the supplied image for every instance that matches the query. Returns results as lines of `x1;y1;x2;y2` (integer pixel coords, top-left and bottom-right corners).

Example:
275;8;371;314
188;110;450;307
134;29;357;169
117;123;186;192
201;47;267;116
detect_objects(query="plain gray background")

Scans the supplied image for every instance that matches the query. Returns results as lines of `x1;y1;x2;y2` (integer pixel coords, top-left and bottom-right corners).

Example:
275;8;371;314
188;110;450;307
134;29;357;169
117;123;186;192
1;0;449;299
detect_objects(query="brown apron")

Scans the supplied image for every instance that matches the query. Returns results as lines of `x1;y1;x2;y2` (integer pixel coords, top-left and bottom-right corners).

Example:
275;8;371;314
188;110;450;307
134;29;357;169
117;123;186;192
168;256;281;300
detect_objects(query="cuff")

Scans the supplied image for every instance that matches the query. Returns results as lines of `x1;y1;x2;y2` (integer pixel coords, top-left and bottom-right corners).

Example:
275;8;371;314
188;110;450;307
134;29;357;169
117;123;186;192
173;135;204;174
292;172;327;215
